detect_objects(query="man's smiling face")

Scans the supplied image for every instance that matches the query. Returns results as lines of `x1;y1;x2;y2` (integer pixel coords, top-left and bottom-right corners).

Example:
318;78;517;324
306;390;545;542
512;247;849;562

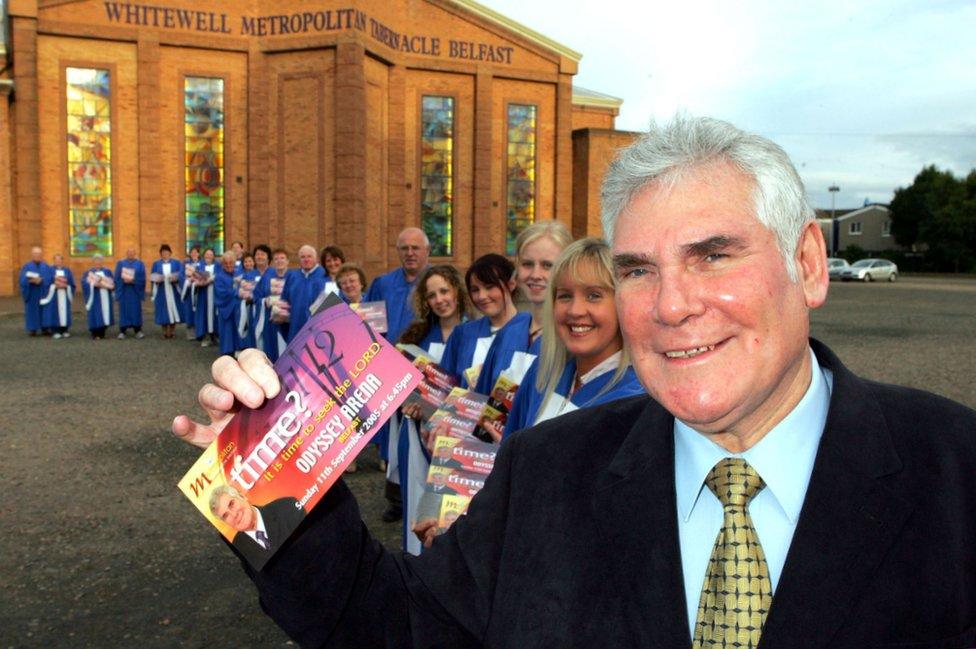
612;160;826;443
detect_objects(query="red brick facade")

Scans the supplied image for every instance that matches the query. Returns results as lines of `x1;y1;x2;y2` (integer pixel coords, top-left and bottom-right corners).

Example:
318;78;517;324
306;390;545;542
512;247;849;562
0;0;622;294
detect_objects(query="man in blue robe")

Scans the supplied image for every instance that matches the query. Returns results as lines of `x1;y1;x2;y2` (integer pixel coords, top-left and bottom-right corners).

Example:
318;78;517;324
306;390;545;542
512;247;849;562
114;247;146;339
41;253;76;338
279;244;327;343
214;252;241;356
364;227;431;521
19;246;51;336
364;227;430;343
82;254;115;339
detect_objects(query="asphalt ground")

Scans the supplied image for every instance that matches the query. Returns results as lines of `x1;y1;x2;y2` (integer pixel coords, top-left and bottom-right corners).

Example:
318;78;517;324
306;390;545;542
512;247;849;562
0;276;974;647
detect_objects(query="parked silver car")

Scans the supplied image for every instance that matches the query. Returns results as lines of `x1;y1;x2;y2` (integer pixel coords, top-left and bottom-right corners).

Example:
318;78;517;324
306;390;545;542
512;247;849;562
841;258;898;282
827;257;851;280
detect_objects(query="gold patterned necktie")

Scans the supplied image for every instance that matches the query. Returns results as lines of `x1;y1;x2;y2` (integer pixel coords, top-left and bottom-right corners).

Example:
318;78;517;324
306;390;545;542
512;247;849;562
692;458;773;649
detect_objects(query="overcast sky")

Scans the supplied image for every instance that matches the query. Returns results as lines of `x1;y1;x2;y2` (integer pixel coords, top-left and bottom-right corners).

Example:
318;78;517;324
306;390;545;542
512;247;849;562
484;0;976;209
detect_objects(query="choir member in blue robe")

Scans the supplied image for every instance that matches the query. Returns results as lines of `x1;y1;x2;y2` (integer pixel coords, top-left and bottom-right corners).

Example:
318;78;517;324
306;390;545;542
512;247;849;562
395;265;471;553
503;238;644;439
230;240;245;273
19;246;50;335
114;248;146;339
82;254;115;339
473;311;533;394
439;254;520;389
214;252;241;356
254;248;290;362
180;246;201;338
336;263;366;305
363;228;430;473
236;253;261;351
40;253;75;338
193;249;218;346
151;244;183;339
320;245;345;297
279;244;327;343
364;227;430;343
475;222;572;394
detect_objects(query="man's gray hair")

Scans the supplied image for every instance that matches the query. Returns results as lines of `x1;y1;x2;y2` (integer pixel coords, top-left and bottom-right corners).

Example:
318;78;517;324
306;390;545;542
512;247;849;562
208;483;243;515
601;115;815;281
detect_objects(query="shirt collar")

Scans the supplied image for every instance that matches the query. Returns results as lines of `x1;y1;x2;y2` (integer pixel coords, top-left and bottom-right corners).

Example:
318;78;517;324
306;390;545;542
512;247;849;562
578;350;623;386
243;506;267;544
674;347;833;524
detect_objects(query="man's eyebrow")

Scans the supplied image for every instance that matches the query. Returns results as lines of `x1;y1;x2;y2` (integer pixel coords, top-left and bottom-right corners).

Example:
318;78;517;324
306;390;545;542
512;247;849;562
681;235;745;258
612;252;653;272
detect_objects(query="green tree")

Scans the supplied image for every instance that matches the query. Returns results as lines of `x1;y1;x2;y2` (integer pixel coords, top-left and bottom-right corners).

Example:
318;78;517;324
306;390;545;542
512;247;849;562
889;165;957;249
889;165;976;272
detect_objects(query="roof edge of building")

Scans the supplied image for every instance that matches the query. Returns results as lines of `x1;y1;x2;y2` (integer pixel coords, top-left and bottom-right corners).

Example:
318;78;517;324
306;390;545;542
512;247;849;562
450;0;582;63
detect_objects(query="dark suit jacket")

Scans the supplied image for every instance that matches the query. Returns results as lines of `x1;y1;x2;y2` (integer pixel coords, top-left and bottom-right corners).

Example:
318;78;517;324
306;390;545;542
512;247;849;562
230;497;305;571
246;340;976;648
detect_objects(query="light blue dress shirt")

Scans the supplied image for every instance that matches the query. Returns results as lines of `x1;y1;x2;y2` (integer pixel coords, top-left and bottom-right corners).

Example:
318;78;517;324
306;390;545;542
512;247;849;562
674;348;833;636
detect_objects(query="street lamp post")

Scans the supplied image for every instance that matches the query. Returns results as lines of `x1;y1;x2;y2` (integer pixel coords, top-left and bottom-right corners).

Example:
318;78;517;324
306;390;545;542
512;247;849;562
828;185;840;256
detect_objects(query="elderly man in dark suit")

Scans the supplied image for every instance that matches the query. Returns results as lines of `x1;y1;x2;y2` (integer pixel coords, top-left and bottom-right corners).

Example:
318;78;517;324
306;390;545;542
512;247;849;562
175;116;976;648
208;485;305;571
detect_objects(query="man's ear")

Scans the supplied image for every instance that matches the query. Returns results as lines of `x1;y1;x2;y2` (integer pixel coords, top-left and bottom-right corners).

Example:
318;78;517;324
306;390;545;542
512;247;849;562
796;221;829;309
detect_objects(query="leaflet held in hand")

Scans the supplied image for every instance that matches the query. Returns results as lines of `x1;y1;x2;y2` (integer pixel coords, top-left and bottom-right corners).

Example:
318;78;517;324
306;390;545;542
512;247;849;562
178;293;421;570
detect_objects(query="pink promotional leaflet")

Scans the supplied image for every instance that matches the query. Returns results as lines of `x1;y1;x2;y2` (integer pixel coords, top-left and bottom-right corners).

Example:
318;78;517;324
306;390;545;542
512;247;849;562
179;293;421;570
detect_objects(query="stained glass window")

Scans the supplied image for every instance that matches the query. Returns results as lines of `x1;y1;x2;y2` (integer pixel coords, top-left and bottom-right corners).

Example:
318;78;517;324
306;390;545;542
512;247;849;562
184;77;225;253
506;104;537;255
420;96;454;256
66;67;112;256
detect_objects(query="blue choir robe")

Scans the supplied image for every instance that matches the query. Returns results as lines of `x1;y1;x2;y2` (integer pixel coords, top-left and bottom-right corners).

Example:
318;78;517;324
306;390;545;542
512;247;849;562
364;266;424;343
281;266;327;343
180;259;197;327
19;260;51;332
193;263;218;338
151;258;183;325
474;311;535;395
439;316;499;389
253;268;289;362
502;358;645;439
214;267;240;355
114;258;146;328
82;267;115;330
40;266;75;330
396;324;451;555
363;266;424;458
236;269;261;350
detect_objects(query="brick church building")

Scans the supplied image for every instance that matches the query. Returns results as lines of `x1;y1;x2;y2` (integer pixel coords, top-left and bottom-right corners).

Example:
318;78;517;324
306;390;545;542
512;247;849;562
0;0;631;295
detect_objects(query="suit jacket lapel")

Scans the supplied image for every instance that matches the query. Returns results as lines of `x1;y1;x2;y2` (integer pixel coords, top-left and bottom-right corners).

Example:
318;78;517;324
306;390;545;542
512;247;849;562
759;341;915;648
594;400;691;647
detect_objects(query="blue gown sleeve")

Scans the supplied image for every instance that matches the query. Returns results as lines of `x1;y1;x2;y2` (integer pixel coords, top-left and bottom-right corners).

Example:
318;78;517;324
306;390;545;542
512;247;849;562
503;360;541;439
18;266;29;301
136;261;146;298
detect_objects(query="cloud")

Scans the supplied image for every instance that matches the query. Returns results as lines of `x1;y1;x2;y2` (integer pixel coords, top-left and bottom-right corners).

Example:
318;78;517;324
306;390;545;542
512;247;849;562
483;0;976;206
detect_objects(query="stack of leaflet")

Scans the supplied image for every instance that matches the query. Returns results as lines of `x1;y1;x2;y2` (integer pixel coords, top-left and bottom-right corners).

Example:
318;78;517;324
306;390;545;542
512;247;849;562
150;272;166;283
416;435;497;535
120;267;135;282
89;272;113;289
239;280;256;300
422;387;504;444
350;301;388;334
398;344;460;419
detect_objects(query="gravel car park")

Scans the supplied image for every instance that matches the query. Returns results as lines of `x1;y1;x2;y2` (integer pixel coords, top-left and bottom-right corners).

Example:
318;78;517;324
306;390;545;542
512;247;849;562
841;258;898;282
